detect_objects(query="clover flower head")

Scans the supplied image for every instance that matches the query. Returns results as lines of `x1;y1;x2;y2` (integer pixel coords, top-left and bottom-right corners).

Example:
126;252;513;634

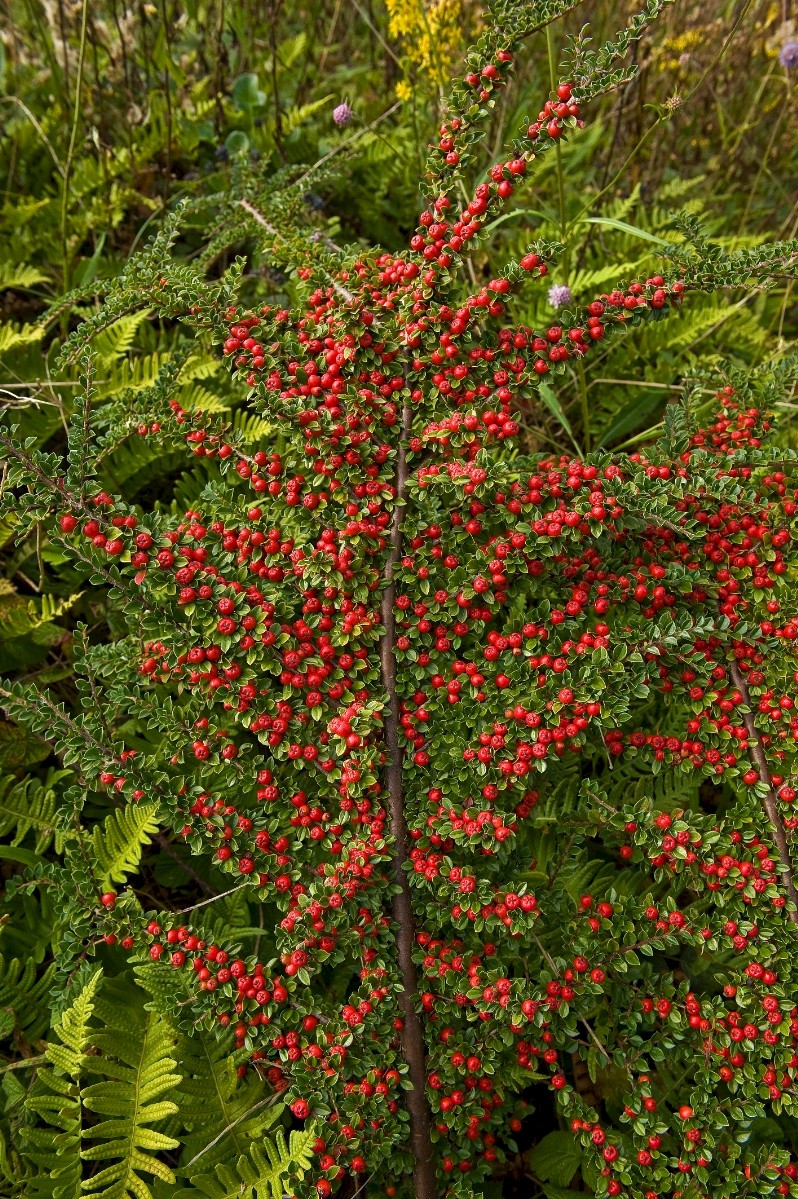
548;283;572;309
780;40;798;69
333;101;354;126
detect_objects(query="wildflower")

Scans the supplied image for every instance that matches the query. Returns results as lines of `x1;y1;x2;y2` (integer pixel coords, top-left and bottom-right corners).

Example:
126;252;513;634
548;283;572;309
779;40;798;69
333;102;354;127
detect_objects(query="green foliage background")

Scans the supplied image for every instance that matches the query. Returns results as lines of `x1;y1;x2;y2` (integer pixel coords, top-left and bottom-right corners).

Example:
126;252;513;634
0;0;796;1195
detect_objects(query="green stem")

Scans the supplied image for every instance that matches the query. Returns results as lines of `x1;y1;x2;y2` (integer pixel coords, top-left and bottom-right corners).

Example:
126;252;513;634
60;0;89;293
546;23;568;279
577;360;590;456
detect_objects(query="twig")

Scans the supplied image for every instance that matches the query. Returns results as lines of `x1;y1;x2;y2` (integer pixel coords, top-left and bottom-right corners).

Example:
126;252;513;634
237;199;354;304
0;1054;47;1074
182;1095;280;1167
0;97;65;178
173;883;249;914
294;101;402;186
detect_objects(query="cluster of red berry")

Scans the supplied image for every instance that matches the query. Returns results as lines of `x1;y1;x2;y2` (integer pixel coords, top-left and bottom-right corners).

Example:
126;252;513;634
34;20;798;1195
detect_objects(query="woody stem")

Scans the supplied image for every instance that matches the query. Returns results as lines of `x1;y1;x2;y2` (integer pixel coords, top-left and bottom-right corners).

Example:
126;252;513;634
380;399;437;1199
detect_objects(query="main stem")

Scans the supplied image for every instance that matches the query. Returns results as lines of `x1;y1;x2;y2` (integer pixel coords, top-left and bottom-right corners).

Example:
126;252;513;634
380;400;437;1199
729;661;798;926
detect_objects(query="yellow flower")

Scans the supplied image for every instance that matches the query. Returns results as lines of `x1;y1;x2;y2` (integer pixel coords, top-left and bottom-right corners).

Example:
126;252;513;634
386;0;480;86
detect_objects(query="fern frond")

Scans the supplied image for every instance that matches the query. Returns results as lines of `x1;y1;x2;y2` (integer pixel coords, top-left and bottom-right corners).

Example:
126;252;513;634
46;968;103;1077
0;1123;30;1197
180;383;229;414
169;1021;281;1171
283;96;334;137
0;321;45;354
178;354;221;384
229;409;271;444
0;768;69;853
0;587;83;640
0;953;56;1044
94;352;167;401
20;973;182;1199
90;803;160;889
90;311;153;364
0;262;49;291
179;1127;316;1199
80;992;181;1199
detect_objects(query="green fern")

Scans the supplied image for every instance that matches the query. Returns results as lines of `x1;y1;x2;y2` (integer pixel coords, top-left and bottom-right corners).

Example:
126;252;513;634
179;354;222;384
0;953;56;1044
0;1122;30;1197
178;1124;316;1199
89;311;153;364
134;962;309;1197
0;582;82;642
22;970;103;1199
93;352;169;402
180;382;229;415
80;984;181;1199
90;804;160;890
18;976;182;1199
0;262;49;291
168;1017;282;1174
0;321;45;355
0;768;70;853
230;408;272;444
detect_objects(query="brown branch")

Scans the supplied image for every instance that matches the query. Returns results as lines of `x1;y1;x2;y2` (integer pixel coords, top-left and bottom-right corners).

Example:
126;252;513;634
380;399;437;1199
730;661;798;926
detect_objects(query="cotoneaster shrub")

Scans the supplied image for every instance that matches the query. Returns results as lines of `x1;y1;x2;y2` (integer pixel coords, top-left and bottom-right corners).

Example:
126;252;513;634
3;1;798;1197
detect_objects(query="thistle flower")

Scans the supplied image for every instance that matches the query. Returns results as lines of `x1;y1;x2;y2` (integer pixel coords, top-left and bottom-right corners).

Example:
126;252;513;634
780;40;798;69
548;283;572;309
333;101;354;127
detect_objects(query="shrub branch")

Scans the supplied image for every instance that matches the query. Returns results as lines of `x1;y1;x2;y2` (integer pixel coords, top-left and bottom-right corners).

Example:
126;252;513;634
380;399;437;1199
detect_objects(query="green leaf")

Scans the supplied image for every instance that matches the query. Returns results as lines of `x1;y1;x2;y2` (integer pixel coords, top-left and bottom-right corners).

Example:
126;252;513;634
0;844;41;867
90;310;152;362
20;971;102;1199
225;130;250;156
529;1131;583;1187
231;73;266;109
48;968;103;1076
0;262;49;290
0;953;56;1043
0;768;68;851
536;381;581;454
581;215;673;245
597;390;663;447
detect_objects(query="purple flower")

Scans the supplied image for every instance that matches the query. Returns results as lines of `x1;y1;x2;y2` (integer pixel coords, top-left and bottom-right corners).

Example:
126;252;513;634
548;283;572;309
333;102;354;127
780;40;798;69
